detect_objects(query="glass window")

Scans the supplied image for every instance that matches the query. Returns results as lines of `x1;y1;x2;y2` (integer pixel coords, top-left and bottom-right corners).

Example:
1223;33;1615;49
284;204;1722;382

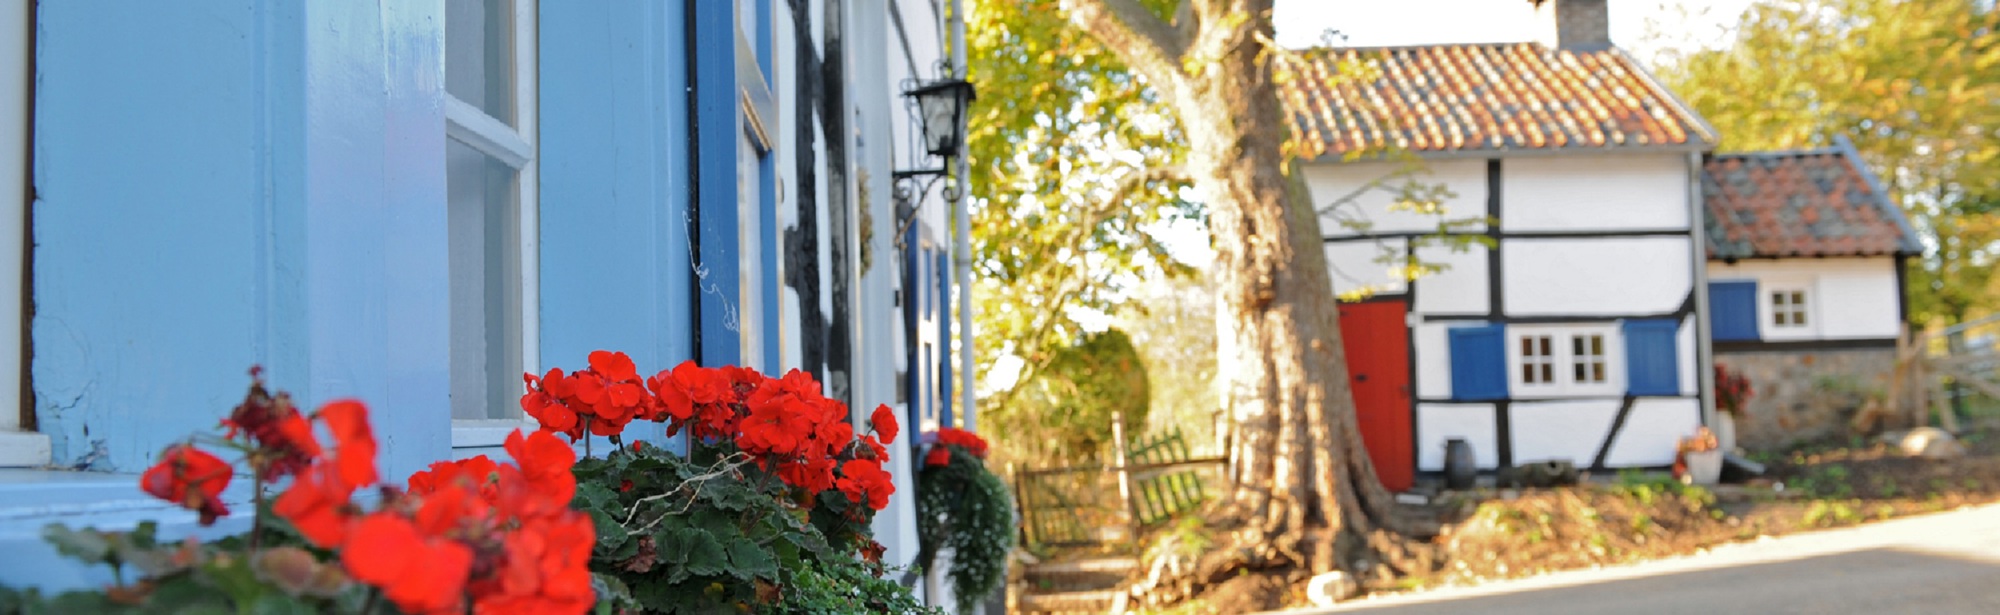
1571;334;1607;384
1520;334;1555;385
446;0;537;420
1771;289;1808;327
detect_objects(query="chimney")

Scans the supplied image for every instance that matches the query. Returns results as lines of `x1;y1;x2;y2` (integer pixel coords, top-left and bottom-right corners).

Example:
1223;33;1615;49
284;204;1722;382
1548;0;1611;50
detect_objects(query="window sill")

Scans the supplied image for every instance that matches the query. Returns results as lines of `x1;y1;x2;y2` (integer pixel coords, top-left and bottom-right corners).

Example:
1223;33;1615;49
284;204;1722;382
0;430;50;468
452;419;538;449
0;468;254;590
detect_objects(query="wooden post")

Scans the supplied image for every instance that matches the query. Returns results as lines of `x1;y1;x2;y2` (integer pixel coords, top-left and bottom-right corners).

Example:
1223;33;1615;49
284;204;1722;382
1111;411;1141;542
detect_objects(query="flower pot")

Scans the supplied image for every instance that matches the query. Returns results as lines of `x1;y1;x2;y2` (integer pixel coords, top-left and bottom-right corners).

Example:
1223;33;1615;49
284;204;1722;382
1683;449;1723;486
1715;412;1738;453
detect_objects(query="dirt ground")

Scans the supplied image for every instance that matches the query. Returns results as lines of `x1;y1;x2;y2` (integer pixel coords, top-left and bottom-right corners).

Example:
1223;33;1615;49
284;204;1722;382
1144;419;2000;612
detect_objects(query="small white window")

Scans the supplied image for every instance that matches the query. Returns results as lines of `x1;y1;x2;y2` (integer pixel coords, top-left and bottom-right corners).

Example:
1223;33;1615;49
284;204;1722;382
446;0;538;422
1508;325;1621;397
1519;334;1556;386
1571;334;1607;384
1771;289;1808;328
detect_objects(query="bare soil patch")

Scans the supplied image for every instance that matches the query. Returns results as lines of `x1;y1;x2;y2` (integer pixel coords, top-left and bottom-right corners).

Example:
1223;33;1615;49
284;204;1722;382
1110;420;2000;613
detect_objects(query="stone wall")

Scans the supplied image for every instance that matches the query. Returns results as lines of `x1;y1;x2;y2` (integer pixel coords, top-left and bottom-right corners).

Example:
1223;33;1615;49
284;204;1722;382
1717;347;1898;452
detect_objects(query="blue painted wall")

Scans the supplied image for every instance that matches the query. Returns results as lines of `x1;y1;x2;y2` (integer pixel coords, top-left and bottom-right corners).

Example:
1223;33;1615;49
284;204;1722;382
33;2;450;480
539;0;693;449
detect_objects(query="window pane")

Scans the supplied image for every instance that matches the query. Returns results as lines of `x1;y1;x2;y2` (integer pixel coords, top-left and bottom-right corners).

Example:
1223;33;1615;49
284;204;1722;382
1592;363;1605;382
1520;338;1532;356
1573;363;1585;381
1590;336;1603;355
1522;364;1533;383
448;138;523;419
1539;364;1553;382
1793;309;1806;325
1538;337;1551;355
1572;336;1584;355
447;0;516;126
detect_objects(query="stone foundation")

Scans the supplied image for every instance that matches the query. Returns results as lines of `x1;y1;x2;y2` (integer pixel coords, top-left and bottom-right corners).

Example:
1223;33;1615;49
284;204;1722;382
1716;347;1899;452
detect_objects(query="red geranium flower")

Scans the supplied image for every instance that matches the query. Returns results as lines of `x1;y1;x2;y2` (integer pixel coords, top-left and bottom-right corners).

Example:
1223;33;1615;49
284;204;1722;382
836;458;895;511
870;404;899;444
925;447;952;467
139;444;234;525
318;400;379;488
272;462;357;548
343;512;474;614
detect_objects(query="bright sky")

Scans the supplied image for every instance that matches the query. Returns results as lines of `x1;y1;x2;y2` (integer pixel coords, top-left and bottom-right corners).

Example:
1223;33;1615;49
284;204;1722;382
1272;0;1760;61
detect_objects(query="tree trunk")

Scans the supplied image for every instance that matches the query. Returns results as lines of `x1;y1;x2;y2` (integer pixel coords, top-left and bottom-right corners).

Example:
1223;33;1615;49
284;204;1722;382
1064;0;1415;577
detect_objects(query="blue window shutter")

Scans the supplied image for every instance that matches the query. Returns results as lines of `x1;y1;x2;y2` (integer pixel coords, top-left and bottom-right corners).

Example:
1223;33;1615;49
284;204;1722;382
1709;281;1759;341
1448;325;1507;401
1624;319;1680;396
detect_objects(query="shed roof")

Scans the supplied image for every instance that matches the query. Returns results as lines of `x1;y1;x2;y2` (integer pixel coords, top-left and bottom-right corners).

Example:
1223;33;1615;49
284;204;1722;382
1702;139;1923;259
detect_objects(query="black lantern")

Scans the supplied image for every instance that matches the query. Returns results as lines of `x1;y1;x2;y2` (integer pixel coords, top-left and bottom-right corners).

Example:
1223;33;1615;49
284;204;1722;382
905;78;976;158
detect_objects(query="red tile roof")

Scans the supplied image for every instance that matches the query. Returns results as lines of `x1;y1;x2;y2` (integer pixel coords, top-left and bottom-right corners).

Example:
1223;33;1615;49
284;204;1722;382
1702;142;1922;258
1277;43;1714;157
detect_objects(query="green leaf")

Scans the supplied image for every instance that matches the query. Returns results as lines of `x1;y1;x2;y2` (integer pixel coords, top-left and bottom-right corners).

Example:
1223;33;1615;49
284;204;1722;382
244;594;317;615
41;525;113;565
682;528;729;577
724;539;776;580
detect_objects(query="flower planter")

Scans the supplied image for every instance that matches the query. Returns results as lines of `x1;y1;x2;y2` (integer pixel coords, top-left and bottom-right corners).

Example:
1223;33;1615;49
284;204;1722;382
1683;449;1724;486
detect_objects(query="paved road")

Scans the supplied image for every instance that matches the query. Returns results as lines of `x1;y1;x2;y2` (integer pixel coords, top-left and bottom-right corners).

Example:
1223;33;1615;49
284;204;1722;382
1270;503;2000;615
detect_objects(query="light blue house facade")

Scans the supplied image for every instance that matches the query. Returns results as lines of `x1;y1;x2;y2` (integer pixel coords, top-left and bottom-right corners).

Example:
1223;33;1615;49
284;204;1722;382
1;0;971;595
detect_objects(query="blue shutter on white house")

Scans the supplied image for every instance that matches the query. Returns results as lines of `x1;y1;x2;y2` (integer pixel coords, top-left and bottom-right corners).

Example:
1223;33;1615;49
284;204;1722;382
1623;319;1680;396
1448;324;1507;400
1709;281;1759;341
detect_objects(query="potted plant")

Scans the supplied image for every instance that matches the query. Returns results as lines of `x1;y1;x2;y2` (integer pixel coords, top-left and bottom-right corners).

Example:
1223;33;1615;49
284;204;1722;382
1714;363;1754;452
1676;426;1723;486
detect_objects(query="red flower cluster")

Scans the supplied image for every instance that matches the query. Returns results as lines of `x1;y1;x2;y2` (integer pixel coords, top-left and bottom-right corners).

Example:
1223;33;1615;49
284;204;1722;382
525;356;903;512
140;445;234;525
521;351;661;440
139;374;596;615
271;403;593;615
219;372;321;481
925;427;989;467
1715;363;1753;415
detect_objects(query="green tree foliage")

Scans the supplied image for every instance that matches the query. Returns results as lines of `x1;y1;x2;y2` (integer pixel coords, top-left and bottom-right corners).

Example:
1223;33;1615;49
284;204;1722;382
988;328;1152;464
1654;0;2000;325
967;0;1199;418
1119;273;1219;451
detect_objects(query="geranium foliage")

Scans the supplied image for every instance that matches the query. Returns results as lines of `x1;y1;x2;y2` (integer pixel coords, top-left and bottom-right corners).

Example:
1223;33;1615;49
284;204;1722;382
532;352;938;614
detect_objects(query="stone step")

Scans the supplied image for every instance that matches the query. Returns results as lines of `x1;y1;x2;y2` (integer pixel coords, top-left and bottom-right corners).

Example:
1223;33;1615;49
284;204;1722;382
1016;589;1124;613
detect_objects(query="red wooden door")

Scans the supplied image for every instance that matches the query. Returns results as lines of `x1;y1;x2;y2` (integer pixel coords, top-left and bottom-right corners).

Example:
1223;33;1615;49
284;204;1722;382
1337;300;1414;492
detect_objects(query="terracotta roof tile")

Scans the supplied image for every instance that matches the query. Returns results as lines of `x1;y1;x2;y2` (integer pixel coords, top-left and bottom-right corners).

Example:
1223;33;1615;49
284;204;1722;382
1278;43;1713;157
1702;146;1923;259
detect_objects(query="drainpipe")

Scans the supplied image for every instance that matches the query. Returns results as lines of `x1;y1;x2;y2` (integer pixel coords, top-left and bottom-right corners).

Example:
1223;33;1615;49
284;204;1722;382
951;0;975;432
1688;151;1717;430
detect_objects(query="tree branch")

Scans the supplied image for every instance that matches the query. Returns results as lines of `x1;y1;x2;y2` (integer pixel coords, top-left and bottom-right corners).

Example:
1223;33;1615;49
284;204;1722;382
1063;0;1189;90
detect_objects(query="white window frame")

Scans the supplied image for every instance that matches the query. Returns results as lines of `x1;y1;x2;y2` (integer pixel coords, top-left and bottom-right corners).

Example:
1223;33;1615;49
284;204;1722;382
448;0;540;448
1769;286;1810;328
1759;279;1819;341
1506;324;1623;398
0;0;47;467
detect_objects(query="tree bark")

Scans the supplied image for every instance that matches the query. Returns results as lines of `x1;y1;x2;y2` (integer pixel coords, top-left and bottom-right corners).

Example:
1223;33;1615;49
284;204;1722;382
1064;0;1413;577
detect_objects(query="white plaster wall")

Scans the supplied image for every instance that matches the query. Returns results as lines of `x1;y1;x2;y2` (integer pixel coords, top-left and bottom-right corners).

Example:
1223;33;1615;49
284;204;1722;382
1323;238;1409;296
1412;244;1489;315
1708;257;1901;340
1416;403;1499;470
1510;399;1620;465
1413;322;1458;399
1504;237;1693;316
1604;397;1702;467
1499;155;1691;231
1305;159;1488;237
